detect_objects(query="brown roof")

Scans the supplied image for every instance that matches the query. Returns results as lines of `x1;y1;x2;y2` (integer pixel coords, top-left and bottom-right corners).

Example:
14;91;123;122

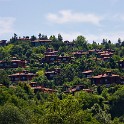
45;71;55;74
58;56;70;58
30;82;37;84
32;40;52;42
9;72;37;77
89;49;95;52
0;60;26;63
73;51;88;55
82;70;93;74
32;86;57;92
92;74;119;79
45;55;58;57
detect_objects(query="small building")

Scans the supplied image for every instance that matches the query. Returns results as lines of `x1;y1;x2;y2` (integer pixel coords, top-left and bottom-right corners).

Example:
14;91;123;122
88;49;96;55
0;60;26;69
64;85;93;94
45;71;56;79
96;51;113;58
31;39;52;47
44;48;58;55
42;48;59;63
45;68;61;80
82;70;93;78
100;52;113;58
0;40;7;47
58;56;72;63
106;49;115;53
102;57;111;62
40;87;58;94
72;51;88;58
44;55;58;63
18;36;30;41
9;70;37;82
64;40;75;47
91;71;121;85
31;86;57;94
30;82;38;87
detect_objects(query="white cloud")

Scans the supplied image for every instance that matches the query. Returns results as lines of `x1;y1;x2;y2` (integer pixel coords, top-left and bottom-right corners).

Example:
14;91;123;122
46;10;103;26
0;17;16;36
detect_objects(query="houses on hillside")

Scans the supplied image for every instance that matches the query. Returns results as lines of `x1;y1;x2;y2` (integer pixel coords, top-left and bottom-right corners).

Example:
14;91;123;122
0;59;26;69
82;70;93;78
0;37;123;92
45;68;61;80
42;48;73;64
90;71;121;85
30;82;58;94
31;39;52;47
72;51;89;58
9;70;37;82
64;85;93;94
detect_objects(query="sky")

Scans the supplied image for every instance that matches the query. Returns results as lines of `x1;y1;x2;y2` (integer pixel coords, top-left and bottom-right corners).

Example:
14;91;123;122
0;0;124;43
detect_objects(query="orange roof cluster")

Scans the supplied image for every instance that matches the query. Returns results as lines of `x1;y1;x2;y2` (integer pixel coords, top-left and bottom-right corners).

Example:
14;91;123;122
92;74;119;79
32;86;57;93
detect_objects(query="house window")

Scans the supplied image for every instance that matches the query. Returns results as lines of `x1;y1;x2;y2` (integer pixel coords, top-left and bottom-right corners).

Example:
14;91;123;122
87;74;91;78
21;76;27;81
50;74;54;77
105;79;108;82
106;84;110;87
50;58;54;61
4;63;8;66
15;78;19;81
0;63;3;67
32;84;36;87
120;64;122;67
63;58;66;61
13;62;17;65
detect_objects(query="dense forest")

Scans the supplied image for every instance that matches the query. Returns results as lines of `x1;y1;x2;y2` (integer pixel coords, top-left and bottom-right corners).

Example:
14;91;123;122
0;33;124;124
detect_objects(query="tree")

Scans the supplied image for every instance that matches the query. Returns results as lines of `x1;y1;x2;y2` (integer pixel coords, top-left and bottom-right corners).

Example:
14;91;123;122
58;34;63;42
0;104;28;124
109;86;124;118
91;103;111;124
74;35;88;50
30;35;37;41
0;69;10;87
38;33;41;39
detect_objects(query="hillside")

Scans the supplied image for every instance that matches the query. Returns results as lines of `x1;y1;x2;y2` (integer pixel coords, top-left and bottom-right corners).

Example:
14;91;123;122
0;34;124;124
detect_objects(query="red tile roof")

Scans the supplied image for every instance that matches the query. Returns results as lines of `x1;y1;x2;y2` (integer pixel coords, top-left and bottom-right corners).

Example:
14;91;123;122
32;40;52;42
92;74;119;79
82;70;93;74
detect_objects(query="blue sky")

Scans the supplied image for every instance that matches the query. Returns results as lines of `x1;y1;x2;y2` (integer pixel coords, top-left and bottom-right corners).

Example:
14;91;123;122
0;0;124;43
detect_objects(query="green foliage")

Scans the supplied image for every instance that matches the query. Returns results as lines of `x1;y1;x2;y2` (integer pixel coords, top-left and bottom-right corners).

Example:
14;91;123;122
0;69;10;86
109;86;124;118
0;34;124;123
91;103;111;124
0;104;29;124
74;35;88;50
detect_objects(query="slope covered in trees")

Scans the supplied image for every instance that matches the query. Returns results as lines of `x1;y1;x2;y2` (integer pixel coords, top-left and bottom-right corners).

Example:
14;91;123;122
0;34;124;124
